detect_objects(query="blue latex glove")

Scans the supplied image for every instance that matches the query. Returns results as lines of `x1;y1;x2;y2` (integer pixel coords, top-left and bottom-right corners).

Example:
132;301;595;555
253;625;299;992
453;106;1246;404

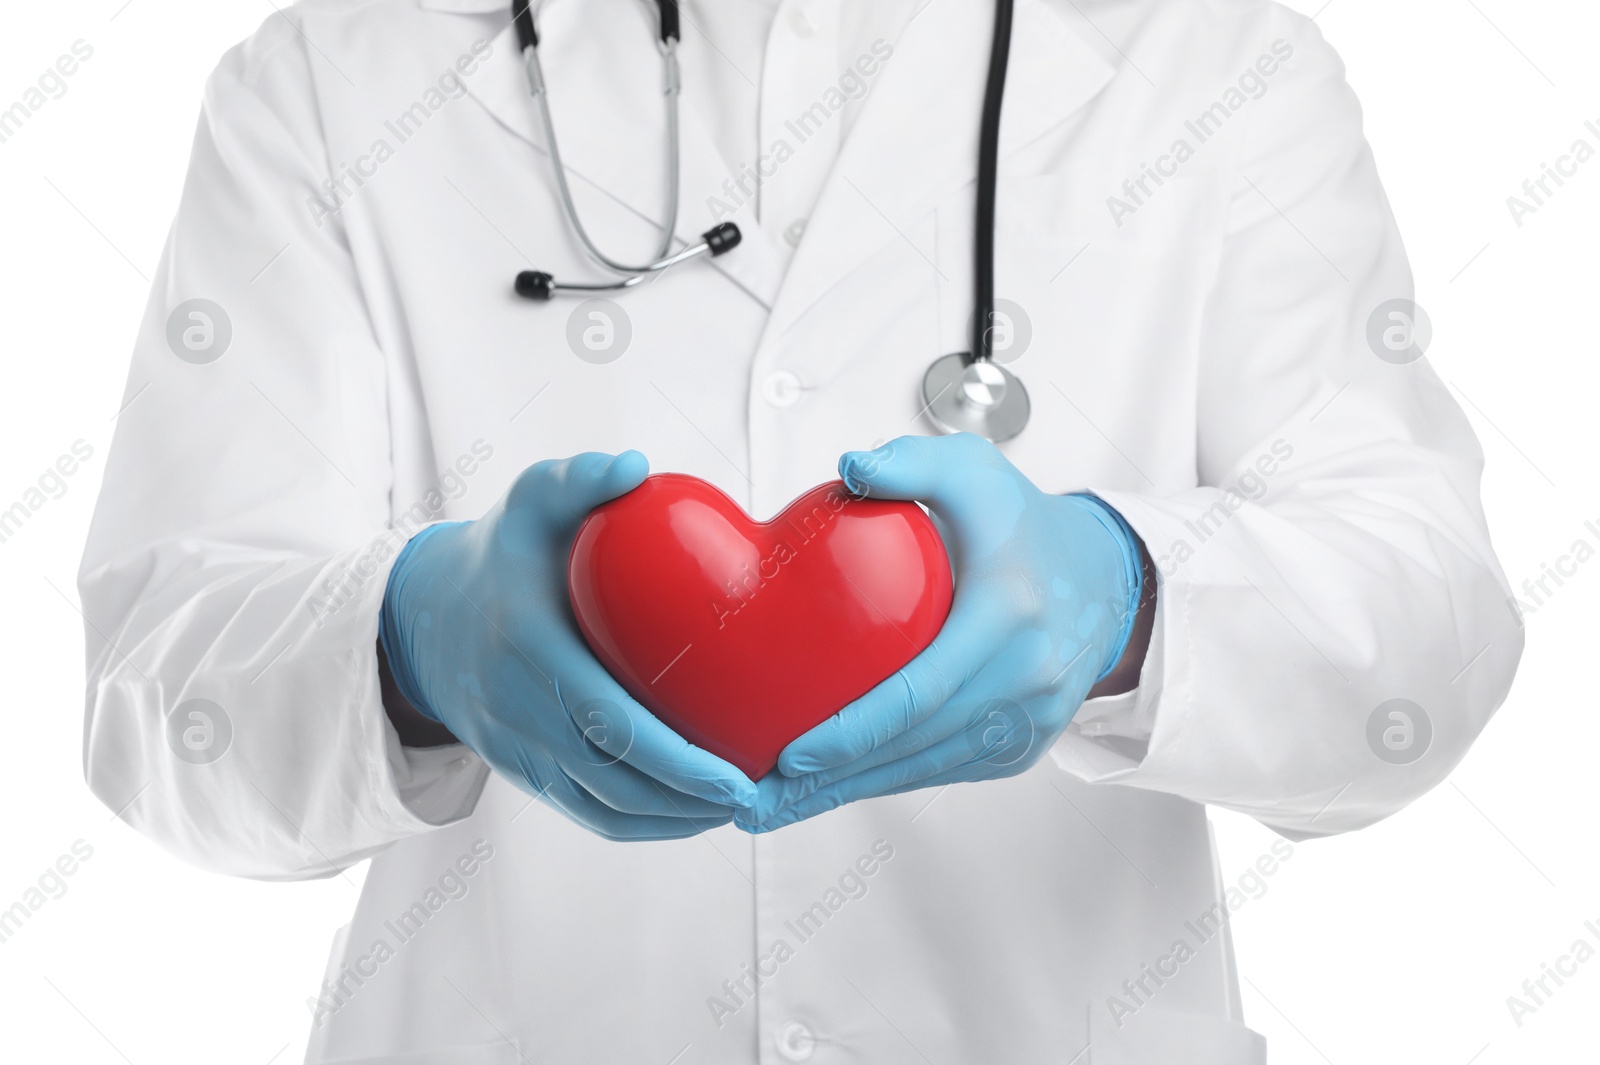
380;451;757;840
736;433;1143;832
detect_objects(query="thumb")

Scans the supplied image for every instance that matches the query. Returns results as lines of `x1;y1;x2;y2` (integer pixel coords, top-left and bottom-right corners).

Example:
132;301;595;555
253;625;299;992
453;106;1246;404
525;450;650;530
839;433;1003;508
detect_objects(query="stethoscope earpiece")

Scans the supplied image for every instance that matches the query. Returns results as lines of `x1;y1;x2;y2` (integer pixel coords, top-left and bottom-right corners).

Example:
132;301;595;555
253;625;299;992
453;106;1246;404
703;222;741;256
514;271;553;301
512;224;741;300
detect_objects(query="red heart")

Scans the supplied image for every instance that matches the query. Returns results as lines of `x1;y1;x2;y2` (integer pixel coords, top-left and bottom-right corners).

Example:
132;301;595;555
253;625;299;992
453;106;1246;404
567;474;953;780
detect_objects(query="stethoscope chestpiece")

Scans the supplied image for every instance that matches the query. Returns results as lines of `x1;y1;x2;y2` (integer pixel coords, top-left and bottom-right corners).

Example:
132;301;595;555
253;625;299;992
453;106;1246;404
921;352;1030;443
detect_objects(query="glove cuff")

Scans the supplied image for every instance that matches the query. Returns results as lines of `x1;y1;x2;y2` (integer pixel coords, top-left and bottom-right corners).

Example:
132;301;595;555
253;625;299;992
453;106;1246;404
1068;495;1145;682
378;521;467;723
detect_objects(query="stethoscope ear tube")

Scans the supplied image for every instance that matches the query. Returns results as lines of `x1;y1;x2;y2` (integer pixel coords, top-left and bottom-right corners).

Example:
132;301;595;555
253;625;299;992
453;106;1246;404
972;0;1013;365
513;1;674;49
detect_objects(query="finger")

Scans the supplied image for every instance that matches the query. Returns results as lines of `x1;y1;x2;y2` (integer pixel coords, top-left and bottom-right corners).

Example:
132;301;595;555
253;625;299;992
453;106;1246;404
739;696;977;826
560;749;737;819
738;699;966;825
838;433;1008;505
748;714;1036;832
776;593;1010;775
753;632;1060;821
840;434;1032;557
838;434;974;501
531;765;734;842
508;450;650;531
470;626;757;810
557;649;758;808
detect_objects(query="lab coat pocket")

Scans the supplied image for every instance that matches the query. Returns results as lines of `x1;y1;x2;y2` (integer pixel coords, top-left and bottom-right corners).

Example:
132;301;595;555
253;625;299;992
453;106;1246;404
1089;1007;1267;1065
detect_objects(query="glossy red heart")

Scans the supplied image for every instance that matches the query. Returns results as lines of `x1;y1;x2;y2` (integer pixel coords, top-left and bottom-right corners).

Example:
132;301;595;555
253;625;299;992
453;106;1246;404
567;474;953;780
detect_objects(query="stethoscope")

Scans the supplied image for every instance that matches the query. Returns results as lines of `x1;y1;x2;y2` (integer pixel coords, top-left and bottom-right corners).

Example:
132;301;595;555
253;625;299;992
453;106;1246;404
509;0;1030;442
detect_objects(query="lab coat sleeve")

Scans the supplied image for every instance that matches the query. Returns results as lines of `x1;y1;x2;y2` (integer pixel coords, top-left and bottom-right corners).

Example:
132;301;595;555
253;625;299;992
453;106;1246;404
1049;13;1523;838
78;22;490;881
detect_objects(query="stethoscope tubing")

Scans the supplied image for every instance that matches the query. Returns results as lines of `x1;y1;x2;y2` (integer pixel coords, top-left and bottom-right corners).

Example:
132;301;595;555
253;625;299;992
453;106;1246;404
520;36;684;278
511;0;1029;441
972;0;1013;364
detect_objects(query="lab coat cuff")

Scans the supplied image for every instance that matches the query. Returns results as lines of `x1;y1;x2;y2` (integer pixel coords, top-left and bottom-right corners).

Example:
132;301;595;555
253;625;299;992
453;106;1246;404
1048;489;1190;784
379;729;492;828
357;524;493;834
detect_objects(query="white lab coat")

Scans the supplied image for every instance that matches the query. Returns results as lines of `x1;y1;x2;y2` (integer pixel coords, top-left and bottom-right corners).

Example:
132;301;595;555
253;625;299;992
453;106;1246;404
79;0;1522;1061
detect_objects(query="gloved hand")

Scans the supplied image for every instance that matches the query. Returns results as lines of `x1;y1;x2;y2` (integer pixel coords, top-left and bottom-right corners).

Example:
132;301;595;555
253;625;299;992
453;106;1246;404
735;433;1144;832
380;450;758;840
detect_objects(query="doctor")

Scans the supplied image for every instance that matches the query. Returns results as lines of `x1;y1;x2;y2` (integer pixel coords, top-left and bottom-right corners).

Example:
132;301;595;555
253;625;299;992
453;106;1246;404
80;0;1521;1061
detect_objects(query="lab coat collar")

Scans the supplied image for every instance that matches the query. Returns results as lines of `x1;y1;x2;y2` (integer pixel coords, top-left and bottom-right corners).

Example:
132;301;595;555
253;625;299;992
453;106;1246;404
760;0;1117;342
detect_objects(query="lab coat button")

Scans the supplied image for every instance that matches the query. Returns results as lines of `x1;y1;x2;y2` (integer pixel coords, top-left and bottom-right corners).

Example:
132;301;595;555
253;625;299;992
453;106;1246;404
762;370;804;408
784;219;807;247
774;1020;817;1061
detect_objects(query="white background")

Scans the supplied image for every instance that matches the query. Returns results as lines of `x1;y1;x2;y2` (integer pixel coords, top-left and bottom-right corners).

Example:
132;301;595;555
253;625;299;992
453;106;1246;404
0;1;1595;1062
